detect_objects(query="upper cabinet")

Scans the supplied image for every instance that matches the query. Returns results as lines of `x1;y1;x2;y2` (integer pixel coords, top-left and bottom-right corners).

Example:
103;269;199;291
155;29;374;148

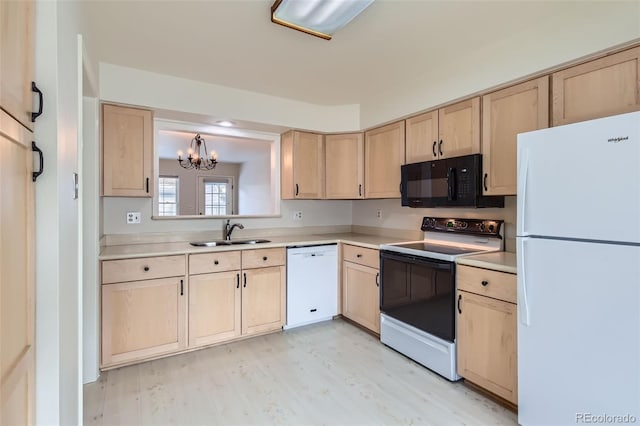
0;0;35;130
482;77;549;196
102;104;154;197
325;133;364;199
405;98;480;163
281;130;325;199
552;46;640;126
405;110;438;163
364;121;405;198
438;97;481;159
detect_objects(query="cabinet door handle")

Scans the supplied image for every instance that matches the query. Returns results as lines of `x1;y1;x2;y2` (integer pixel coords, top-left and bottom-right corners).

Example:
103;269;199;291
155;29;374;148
295;183;299;196
432;141;437;157
481;280;489;286
143;266;150;272
243;272;247;288
457;294;462;314
180;279;184;296
236;273;240;289
358;184;362;197
32;141;44;182
31;82;44;122
146;177;150;193
483;173;488;192
214;260;219;265
439;140;443;156
375;272;379;287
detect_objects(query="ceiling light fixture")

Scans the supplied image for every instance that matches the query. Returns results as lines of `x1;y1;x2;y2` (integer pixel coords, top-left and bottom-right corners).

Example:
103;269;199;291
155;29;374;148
271;0;374;40
216;120;235;127
177;133;218;170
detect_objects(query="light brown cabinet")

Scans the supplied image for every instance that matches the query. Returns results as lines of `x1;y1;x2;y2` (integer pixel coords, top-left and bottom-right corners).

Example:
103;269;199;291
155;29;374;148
456;265;517;405
325;133;364;199
0;0;34;130
342;245;380;333
101;255;187;367
405;110;439;163
1;1;36;423
405;98;480;163
281;130;325;199
102;104;154;197
552;46;640;126
188;248;285;348
101;276;187;367
482;77;549;195
364;121;405;198
188;251;242;347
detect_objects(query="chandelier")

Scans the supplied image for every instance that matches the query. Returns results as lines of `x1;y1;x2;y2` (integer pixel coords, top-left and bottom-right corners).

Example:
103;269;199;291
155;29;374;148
177;133;218;170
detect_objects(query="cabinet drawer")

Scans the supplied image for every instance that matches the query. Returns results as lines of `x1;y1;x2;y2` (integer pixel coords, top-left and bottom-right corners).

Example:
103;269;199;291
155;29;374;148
457;265;516;304
189;251;241;275
242;248;286;269
342;244;379;269
102;255;185;284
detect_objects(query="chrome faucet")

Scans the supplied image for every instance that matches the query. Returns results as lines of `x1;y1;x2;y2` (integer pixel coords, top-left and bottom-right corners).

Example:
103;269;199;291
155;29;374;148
225;219;244;240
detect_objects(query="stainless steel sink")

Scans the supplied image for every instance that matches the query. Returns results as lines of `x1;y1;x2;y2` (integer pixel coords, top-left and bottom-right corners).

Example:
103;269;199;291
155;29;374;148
189;239;270;247
228;239;271;245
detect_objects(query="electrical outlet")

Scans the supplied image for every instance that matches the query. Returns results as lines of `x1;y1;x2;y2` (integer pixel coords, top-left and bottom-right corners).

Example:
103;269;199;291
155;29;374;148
293;211;303;221
376;209;383;220
126;211;141;224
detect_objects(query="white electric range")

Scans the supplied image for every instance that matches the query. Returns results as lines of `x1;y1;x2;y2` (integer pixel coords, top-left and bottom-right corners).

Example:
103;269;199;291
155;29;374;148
378;217;504;381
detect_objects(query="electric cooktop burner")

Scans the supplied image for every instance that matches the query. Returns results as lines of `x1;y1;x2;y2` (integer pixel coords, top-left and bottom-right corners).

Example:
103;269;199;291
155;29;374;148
380;217;505;262
391;242;483;255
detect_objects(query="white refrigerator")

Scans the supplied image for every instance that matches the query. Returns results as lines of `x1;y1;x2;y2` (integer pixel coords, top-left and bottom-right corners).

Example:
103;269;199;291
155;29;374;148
517;111;640;425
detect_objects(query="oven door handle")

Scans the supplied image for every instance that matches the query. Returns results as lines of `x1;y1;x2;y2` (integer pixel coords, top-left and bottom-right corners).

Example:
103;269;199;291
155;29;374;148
380;252;453;271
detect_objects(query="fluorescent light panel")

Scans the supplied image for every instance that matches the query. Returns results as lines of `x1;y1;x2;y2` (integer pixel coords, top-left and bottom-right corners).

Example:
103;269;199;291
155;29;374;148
272;0;374;40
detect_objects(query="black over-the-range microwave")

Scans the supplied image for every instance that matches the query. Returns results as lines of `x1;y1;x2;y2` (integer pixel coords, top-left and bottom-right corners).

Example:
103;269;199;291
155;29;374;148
400;154;504;208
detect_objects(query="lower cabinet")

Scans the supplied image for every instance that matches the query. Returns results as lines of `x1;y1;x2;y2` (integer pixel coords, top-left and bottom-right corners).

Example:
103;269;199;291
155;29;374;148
188;271;241;347
101;276;187;367
341;244;380;333
456;265;517;405
187;249;286;350
101;248;286;369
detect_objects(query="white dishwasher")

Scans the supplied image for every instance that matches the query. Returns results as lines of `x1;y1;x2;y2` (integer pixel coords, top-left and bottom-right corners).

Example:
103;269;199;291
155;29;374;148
285;244;338;329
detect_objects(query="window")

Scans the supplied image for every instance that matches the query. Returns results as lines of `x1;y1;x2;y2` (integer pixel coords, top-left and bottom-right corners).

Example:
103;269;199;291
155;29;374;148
158;176;179;216
204;181;228;216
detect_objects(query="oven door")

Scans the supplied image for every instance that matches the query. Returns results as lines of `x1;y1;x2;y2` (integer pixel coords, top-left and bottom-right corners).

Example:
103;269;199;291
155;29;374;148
380;250;456;342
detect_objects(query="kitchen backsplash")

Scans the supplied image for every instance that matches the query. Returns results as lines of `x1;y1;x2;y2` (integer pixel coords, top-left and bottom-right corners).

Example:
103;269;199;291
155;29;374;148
103;196;517;252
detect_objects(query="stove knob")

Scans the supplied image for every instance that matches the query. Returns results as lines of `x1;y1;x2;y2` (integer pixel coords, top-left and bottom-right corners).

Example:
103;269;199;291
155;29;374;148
488;224;495;232
479;223;485;231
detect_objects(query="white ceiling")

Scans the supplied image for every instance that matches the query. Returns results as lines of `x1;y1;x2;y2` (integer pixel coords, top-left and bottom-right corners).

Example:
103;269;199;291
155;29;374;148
78;0;579;106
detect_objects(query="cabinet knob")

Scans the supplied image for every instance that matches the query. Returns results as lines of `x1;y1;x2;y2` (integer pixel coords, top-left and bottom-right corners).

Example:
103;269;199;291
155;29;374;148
143;266;150;272
481;280;489;286
356;254;362;258
214;260;219;265
263;256;268;261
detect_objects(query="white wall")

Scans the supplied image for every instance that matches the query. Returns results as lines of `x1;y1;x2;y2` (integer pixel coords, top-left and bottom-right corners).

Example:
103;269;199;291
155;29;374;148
82;96;99;385
34;0;83;423
352;197;517;252
103;198;352;237
99;63;360;133
238;152;272;215
359;2;640;127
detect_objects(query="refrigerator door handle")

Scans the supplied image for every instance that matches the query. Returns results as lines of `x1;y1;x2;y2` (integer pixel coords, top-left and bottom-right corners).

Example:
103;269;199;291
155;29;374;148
517;147;530;236
517;238;531;326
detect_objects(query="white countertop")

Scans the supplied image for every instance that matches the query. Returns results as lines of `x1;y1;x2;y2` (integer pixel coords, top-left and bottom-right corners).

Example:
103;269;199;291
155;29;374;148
99;233;402;260
456;251;517;274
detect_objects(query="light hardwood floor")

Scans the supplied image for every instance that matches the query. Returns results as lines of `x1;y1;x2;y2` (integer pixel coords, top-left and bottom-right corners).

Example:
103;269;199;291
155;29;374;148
84;319;517;425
